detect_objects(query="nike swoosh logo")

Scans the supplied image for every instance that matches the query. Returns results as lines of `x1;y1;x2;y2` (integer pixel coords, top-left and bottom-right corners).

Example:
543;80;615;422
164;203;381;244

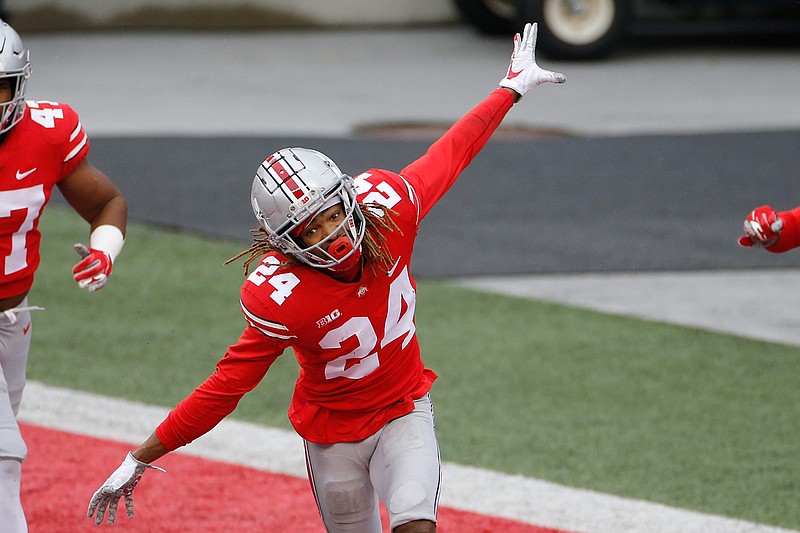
507;67;523;79
23;323;31;335
16;168;37;180
387;256;402;277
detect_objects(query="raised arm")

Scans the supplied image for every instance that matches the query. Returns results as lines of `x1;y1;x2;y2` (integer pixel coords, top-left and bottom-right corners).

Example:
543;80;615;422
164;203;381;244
401;22;565;219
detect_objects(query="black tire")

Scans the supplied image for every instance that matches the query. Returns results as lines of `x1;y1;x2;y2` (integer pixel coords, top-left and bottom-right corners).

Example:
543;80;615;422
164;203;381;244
453;0;518;35
517;0;631;59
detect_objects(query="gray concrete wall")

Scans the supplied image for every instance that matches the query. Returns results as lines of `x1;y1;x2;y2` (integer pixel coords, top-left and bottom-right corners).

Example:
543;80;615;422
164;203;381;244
5;0;460;31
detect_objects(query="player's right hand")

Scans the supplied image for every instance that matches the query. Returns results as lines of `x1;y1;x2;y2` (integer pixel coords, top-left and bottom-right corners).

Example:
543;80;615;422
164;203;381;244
87;452;165;526
739;205;784;247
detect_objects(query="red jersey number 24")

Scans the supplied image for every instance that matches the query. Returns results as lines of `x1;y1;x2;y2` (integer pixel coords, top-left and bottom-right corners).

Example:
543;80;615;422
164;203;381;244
321;265;415;380
247;257;416;381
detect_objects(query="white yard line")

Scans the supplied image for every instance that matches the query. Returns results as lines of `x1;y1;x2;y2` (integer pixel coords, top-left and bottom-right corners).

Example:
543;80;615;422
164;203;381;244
456;269;800;347
18;381;797;533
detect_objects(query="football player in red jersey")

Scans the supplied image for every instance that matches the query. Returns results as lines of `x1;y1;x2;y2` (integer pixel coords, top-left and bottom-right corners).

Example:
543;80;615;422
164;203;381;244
0;18;127;532
738;204;800;252
88;23;564;532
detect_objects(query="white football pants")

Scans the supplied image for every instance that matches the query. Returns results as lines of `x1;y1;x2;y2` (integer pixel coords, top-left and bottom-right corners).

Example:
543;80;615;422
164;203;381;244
304;394;441;532
0;299;33;533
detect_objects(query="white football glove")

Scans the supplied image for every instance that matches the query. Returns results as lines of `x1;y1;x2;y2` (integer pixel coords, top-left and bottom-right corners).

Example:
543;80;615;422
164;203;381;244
87;452;165;526
499;22;566;97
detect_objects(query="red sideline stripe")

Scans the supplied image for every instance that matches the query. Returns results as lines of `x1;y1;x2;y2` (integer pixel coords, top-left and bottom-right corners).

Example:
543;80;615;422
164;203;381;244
20;423;571;533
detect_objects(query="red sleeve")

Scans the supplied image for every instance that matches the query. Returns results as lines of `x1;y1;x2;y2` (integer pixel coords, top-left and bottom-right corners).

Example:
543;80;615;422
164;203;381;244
766;207;800;253
400;88;515;220
155;325;286;451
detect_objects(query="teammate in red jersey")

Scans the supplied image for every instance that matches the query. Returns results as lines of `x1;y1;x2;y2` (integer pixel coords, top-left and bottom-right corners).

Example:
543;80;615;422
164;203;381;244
88;22;564;532
0;18;127;532
738;204;800;252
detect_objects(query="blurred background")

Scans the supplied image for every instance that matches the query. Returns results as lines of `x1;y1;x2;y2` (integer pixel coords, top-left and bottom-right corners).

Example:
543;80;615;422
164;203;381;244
6;0;800;59
4;0;800;278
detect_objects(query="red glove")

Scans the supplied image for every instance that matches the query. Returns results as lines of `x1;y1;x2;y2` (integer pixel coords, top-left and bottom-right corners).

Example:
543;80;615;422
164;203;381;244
738;205;783;248
73;244;113;292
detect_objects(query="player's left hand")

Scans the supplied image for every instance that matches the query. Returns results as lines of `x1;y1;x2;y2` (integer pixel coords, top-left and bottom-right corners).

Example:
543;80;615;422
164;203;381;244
72;243;113;292
499;22;566;97
739;205;783;247
87;452;165;526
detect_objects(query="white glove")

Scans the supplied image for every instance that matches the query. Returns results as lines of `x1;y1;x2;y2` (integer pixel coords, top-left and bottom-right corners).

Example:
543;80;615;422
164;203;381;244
87;452;165;526
499;22;566;97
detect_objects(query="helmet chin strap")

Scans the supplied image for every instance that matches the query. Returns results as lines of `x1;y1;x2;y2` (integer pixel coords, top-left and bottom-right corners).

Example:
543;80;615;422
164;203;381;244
326;235;362;281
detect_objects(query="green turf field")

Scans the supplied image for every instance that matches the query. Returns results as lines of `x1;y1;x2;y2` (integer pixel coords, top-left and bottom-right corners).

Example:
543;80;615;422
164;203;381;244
29;206;800;530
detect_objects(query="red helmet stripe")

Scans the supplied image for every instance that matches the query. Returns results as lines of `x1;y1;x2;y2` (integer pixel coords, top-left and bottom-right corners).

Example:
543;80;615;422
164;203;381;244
264;152;308;201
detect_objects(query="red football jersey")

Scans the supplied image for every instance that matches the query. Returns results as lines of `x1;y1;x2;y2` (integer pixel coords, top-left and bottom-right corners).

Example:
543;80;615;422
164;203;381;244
156;89;515;447
0;100;89;297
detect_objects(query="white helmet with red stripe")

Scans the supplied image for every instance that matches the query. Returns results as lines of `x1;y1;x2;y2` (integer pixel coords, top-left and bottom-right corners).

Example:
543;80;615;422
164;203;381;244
251;147;366;269
0;19;31;135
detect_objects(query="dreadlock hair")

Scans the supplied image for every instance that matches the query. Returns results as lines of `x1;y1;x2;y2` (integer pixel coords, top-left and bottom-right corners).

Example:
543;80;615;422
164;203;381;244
225;202;400;277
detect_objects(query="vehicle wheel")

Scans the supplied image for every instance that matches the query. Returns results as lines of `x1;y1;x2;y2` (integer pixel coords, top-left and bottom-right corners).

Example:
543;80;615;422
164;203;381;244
453;0;518;35
517;0;631;59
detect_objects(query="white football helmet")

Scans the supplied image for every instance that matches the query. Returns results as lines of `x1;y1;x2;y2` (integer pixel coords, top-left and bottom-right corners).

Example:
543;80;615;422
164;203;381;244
0;19;30;135
251;147;366;269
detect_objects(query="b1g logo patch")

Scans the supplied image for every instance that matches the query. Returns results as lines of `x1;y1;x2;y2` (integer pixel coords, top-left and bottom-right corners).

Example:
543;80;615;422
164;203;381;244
317;309;341;328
